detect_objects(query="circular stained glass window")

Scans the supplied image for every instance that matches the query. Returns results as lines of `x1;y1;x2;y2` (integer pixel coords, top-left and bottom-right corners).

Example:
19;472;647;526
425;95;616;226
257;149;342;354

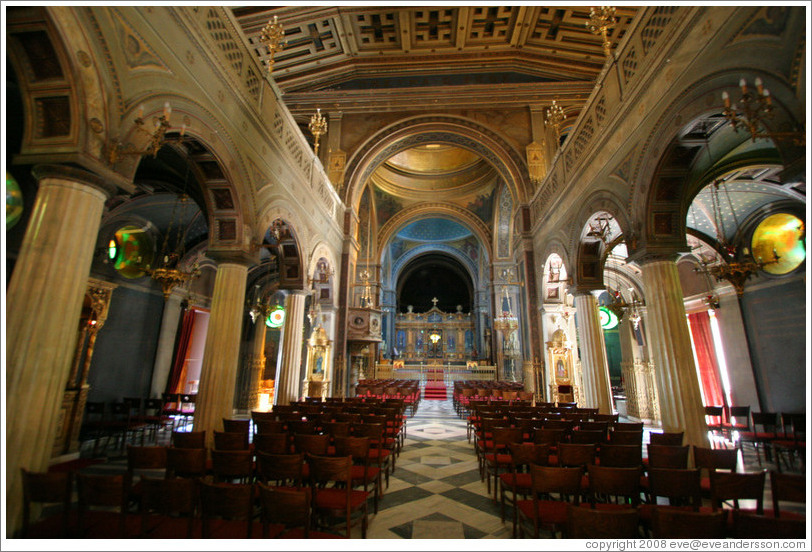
266;306;285;328
751;213;805;276
109;225;155;279
6;172;24;230
598;306;619;330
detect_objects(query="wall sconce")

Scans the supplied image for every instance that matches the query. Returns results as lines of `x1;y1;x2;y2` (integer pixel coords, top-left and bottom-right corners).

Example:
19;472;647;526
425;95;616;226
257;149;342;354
107;102;188;165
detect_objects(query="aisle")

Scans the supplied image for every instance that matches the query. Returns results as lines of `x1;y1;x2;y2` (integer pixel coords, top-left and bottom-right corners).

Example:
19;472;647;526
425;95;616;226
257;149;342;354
367;389;511;538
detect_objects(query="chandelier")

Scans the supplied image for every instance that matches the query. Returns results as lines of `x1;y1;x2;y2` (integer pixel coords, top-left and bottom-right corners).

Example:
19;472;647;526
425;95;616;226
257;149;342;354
722;78;804;145
586;215;613;243
260;15;286;74
247;284;272;325
359;269;374;309
696;180;778;296
545;99;566;142
107;102;188;165
309;108;328;156
429;329;441;345
585;6;617;58
146;191;199;300
493;286;519;337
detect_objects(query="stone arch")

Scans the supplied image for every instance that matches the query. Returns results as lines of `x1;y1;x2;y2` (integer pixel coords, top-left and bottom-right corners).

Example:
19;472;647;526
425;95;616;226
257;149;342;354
307;241;339;308
391;244;481;292
571;191;631;290
257;201;308;290
631;68;804;255
343;115;531;209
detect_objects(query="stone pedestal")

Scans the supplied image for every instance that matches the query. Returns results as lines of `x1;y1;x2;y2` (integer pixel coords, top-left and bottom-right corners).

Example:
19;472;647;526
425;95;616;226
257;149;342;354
574;292;613;414
6;165;115;535
641;259;709;449
274;290;307;406
192;261;248;447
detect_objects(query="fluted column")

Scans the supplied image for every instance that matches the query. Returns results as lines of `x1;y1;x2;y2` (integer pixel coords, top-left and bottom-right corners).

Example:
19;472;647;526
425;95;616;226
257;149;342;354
275;290;308;406
150;289;186;398
574;292;613;414
192;260;249;447
247;318;268;411
640;258;709;449
6;165;115;535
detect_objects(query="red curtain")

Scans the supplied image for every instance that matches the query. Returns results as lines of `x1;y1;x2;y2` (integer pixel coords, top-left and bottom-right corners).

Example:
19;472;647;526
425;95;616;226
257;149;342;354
166;308;197;395
688;311;725;408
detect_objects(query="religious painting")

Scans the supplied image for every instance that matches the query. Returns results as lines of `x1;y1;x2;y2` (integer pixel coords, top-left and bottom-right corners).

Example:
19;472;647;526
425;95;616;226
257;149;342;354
464;330;473;353
311;352;325;380
546;285;560;300
466;360;478;370
393;360;404;370
551;352;570;383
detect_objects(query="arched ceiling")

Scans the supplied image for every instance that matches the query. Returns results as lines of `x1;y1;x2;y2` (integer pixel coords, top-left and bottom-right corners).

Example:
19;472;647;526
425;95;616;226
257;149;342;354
397;252;473;313
231;6;639;93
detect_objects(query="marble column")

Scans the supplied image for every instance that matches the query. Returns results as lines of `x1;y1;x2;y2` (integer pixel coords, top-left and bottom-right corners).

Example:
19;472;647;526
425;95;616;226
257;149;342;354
192;260;248;448
574;292;613;414
275;290;308;405
641;258;710;449
6;165;115;535
247;317;268;411
150;289;186;398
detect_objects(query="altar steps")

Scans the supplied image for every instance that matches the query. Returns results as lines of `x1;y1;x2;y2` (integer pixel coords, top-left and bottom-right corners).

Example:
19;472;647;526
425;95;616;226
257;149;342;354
423;381;448;401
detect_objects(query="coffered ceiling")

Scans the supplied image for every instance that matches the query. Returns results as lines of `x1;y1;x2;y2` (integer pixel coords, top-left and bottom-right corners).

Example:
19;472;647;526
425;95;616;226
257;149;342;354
231;6;639;93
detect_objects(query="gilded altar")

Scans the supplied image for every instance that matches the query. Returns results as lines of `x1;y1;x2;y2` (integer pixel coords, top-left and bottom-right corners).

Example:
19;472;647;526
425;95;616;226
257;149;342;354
393;304;475;363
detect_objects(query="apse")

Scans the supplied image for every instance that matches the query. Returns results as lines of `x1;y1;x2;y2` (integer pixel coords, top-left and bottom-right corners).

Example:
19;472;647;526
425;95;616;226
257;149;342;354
397;253;473;313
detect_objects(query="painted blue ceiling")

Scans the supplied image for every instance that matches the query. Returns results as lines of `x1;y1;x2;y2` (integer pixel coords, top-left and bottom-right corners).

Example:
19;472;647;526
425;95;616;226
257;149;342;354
396;218;472;242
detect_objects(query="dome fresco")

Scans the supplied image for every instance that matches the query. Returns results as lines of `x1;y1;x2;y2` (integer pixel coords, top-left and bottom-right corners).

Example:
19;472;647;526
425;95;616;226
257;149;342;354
396;218;472;243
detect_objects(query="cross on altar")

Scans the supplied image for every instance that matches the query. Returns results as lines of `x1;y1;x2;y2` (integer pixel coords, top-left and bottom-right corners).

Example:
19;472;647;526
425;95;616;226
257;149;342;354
431;297;438;308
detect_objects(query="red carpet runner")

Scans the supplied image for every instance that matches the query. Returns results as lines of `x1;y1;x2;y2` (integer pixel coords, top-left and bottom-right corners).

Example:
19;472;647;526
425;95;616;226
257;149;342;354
423;381;447;400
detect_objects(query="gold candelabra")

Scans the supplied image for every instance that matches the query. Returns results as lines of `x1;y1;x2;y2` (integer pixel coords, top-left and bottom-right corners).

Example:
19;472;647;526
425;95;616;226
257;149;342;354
107;102;187;165
359;269;374;308
309;108;328;155
722;78;804;145
545;100;566;142
260;15;286;74
146;193;200;300
585;6;617;57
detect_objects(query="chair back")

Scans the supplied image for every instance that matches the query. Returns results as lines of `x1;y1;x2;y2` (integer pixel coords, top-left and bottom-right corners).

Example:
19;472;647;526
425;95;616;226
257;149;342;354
570;429;605;445
293;433;330;456
76;473;131;537
649;431;684;446
198;478;255;538
586;465;641;507
599;444;642;468
733;511;806;539
172;430;206;449
256;452;304;486
769;471;805;518
567;504;639;538
20;469;72;538
138;476;196;538
210;449;254;484
710;470;765;514
213;430;249;451
254;420;285;435
307;454;352;485
222;418;251;435
651;508;726;538
647;444;689;468
127;445;167;473
610;430;643;445
728;406;751;430
693;446;738;474
647;468;702;508
534;428;566;446
613;421;643;431
508;442;551;468
254;432;290;455
751;412;779;435
557;443;596;468
166;447;207;478
258;483;312;537
530;465;583;497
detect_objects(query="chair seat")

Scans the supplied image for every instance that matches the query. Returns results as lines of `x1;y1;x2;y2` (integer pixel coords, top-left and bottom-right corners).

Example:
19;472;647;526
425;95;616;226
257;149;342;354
499;472;532;490
579;502;635;511
516;499;570;526
638;504;712;523
279;527;348;538
484;453;512;465
204;519;264;538
314;488;370;510
739;431;776;441
350;465;381;482
79;512;141;538
141;516;199;538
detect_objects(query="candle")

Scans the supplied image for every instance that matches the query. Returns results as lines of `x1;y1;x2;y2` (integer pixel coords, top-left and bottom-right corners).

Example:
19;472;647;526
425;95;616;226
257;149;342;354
722;91;730;108
739;78;747;92
180;123;187;137
137;104;144;119
163;101;172;120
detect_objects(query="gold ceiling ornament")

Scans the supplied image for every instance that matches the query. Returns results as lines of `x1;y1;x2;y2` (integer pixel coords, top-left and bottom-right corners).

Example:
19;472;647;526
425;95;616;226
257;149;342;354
722;78;805;145
585;6;617;58
260;15;286;74
107;102;188;165
308;108;328;156
545;99;566;142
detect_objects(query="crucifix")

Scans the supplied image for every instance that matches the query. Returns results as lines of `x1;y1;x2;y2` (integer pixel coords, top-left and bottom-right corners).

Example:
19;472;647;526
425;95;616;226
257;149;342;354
431;297;438;308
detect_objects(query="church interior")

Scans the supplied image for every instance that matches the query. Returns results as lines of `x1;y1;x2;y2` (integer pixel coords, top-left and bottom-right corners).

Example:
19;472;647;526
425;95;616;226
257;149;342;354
3;4;809;543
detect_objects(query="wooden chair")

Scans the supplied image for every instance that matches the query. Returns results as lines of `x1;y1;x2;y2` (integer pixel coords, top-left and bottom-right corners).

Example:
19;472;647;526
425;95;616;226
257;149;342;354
255;451;304;487
198;478;257;538
20;468;73;538
516;465;583;538
354;423;392;488
769;471;805;520
222;418;251;436
213;430;249;451
557;443;597;469
210;449;254;484
646;444;689;469
483;426;522;497
307;454;369;538
705;405;727;438
254;420;285;436
142;397;175;441
709;470;766;528
569;429;605;445
693;445;738;498
610;430;643;445
567;504;639;538
739;411;778;465
165;447;208;479
499;443;550;536
138;475;197;538
651;508;726;538
171;430;205;449
639;468;703;529
614;421;644;432
258;484;345;538
335;436;382;514
126;445;168;507
773;413;805;472
76;472;134;538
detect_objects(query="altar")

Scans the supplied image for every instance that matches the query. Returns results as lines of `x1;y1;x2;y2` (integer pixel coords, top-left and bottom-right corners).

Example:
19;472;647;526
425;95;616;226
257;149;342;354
393;300;477;363
375;360;496;382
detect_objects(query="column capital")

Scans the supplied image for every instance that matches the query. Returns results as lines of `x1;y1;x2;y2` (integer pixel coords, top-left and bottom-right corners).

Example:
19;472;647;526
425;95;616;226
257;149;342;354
626;246;684;265
31;164;117;198
206;249;257;267
569;285;603;297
